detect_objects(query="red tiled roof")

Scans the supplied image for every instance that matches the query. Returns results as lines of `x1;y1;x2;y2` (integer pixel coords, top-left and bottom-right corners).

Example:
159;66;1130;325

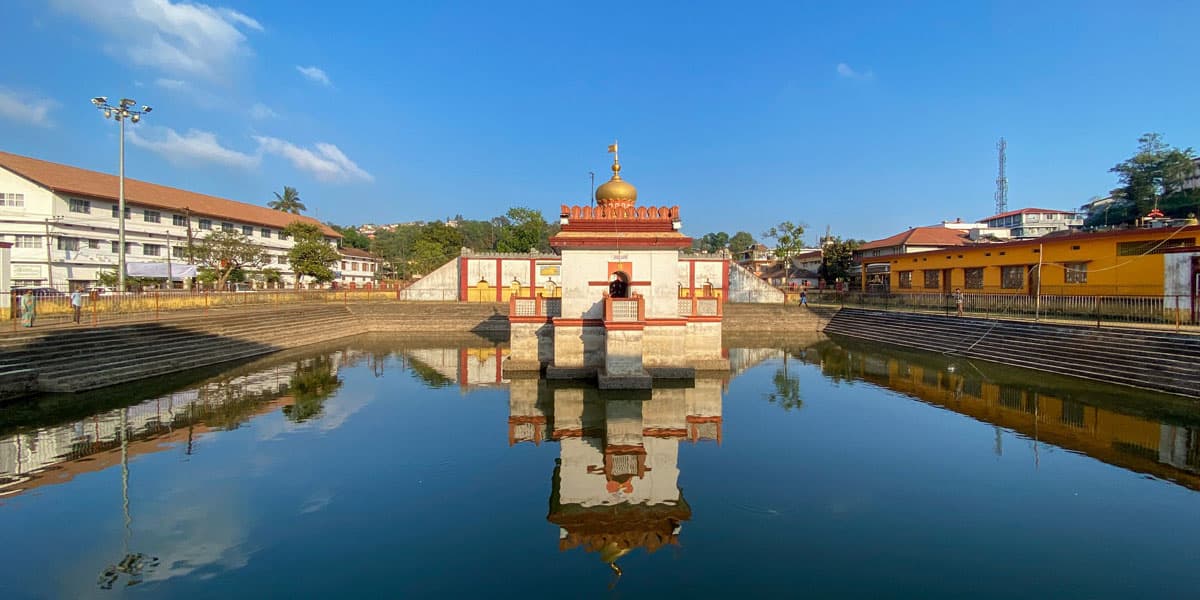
339;246;378;259
981;207;1074;222
0;151;339;237
858;226;970;251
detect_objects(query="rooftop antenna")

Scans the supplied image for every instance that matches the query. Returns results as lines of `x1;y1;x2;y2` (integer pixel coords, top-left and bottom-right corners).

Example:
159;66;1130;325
995;137;1009;215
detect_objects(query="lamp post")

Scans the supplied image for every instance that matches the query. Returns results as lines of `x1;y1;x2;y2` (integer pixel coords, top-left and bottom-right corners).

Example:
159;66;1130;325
91;97;152;292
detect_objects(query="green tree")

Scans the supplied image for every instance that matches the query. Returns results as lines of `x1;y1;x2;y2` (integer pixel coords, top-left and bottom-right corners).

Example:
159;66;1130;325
818;237;860;285
496;207;549;252
458;219;498;251
1108;133;1196;223
693;231;730;254
763;221;807;264
190;230;268;290
330;224;371;250
285;222;340;288
728;231;756;255
268;186;307;214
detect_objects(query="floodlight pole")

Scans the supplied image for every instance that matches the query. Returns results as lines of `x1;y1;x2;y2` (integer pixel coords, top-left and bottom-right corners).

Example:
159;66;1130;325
92;97;151;291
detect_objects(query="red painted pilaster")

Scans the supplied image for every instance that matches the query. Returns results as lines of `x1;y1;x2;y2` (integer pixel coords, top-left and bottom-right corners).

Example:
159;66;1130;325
495;258;503;302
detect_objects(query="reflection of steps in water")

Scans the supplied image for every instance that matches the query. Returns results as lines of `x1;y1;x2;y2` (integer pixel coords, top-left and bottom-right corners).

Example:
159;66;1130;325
810;338;1200;488
0;348;369;498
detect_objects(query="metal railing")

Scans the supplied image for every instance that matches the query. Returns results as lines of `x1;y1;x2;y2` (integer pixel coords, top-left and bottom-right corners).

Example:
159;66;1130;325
3;287;403;331
805;290;1199;330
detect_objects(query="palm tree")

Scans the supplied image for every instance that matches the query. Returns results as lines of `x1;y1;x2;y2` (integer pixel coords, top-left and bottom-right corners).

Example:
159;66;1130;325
268;186;306;214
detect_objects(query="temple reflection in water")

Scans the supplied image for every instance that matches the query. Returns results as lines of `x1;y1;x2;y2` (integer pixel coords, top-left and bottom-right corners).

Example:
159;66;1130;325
508;378;724;569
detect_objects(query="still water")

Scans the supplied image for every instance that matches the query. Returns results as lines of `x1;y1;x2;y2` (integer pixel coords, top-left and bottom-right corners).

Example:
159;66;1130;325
1;334;1198;598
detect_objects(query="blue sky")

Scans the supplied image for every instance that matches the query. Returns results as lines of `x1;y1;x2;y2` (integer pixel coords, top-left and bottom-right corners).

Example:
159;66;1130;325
3;1;1199;242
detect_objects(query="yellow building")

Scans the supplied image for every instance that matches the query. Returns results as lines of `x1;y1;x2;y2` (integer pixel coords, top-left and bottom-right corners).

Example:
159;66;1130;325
862;225;1200;313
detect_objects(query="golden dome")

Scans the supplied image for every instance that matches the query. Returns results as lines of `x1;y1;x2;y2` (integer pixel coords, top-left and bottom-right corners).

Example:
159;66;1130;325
595;143;637;207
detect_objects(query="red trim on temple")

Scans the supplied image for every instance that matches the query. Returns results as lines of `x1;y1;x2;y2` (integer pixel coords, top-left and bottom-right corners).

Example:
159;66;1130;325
552;318;605;327
550;237;693;249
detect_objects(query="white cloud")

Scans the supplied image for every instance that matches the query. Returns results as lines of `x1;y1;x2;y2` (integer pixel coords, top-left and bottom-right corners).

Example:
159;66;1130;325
219;8;263;31
0;87;58;127
51;0;262;81
129;127;260;169
155;77;188;90
254;136;373;182
836;62;874;80
249;102;278;120
295;65;331;87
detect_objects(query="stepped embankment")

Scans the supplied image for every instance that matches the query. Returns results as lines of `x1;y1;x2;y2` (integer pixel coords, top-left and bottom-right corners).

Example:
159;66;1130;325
823;308;1200;398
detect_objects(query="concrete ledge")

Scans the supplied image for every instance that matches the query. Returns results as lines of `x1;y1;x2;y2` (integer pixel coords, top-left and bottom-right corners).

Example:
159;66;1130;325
545;365;598;380
688;359;732;372
598;369;653;390
644;366;696;379
502;360;543;374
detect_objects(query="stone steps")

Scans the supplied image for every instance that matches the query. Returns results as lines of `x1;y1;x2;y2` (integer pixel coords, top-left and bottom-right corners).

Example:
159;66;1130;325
2;304;360;396
824;309;1200;397
837;312;1197;378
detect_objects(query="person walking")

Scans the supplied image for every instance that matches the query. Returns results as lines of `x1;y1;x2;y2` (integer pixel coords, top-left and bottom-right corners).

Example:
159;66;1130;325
800;289;808;307
71;288;83;324
953;287;964;317
19;290;35;328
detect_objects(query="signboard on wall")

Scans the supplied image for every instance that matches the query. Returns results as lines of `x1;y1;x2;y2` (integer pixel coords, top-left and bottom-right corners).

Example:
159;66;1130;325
539;265;560;277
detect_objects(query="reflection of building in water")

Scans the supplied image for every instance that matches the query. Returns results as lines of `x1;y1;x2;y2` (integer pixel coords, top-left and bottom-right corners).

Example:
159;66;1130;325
0;348;367;498
508;378;723;568
404;347;510;390
808;342;1200;489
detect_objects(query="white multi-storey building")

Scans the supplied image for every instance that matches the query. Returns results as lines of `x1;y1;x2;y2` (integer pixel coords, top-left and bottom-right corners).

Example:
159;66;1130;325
0;151;341;290
335;247;382;287
979;207;1083;239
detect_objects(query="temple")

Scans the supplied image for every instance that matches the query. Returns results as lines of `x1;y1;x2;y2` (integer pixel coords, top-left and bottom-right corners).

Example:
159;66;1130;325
506;143;729;388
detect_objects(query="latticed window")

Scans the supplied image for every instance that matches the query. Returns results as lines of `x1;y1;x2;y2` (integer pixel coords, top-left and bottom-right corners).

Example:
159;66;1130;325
923;270;940;289
1064;262;1087;284
964;267;984;289
1001;265;1024;289
898;271;912;289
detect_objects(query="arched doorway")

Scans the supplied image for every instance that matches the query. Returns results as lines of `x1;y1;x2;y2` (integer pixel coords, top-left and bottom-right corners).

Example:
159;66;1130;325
609;271;630;298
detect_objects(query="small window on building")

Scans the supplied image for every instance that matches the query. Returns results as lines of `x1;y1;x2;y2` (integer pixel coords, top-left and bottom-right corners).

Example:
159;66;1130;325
964;267;984;289
0;192;25;207
221;222;234;232
69;198;91;213
14;235;41;248
1001;265;1024;289
923;270;940;289
898;271;913;289
261;228;272;238
144;210;161;223
57;237;80;251
1064;262;1087;284
243;225;254;236
1071;245;1080;251
172;246;187;259
279;231;290;241
143;244;162;256
111;205;131;219
173;214;188;226
199;219;212;230
87;239;100;249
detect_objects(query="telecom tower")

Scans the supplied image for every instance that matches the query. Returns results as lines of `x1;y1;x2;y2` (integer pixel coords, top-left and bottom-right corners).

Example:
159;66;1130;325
994;137;1009;215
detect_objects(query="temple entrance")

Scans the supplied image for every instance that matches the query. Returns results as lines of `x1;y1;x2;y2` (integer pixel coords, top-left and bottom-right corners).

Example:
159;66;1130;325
609;271;630;298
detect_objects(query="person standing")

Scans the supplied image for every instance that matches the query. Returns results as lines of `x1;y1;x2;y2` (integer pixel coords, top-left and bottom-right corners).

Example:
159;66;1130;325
71;288;83;324
800;289;808;307
19;290;35;328
953;287;964;317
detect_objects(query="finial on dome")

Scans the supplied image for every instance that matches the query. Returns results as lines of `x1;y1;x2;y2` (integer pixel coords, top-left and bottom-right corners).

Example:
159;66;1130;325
607;140;621;179
596;140;637;207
